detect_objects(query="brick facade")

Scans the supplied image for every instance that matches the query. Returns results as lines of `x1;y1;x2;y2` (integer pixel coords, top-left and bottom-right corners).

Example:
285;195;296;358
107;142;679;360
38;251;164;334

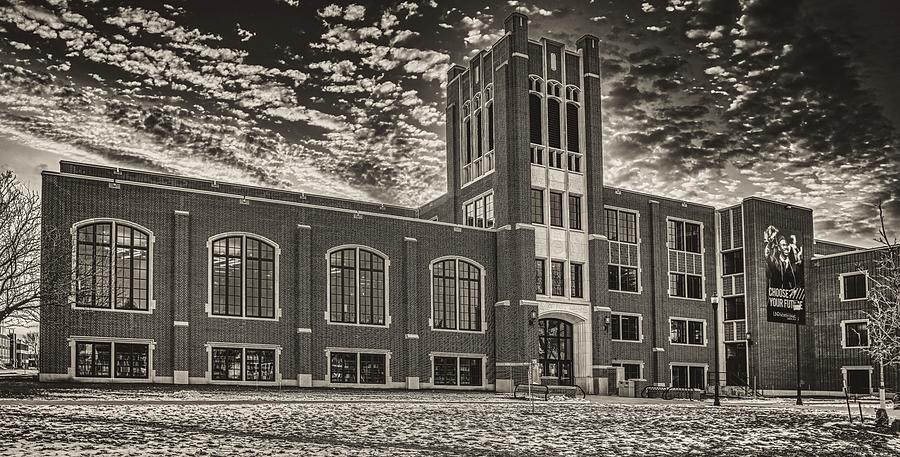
39;13;890;396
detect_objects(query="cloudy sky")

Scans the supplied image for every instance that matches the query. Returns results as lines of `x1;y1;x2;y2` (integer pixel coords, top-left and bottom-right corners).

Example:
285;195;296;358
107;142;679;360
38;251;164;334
0;0;897;247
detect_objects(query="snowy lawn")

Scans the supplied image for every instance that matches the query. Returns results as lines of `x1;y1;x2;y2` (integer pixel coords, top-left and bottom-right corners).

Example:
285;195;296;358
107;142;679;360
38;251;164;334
1;384;899;456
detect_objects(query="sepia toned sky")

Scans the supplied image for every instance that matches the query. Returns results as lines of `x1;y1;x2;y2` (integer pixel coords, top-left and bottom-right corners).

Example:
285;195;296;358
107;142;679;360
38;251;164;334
0;0;897;247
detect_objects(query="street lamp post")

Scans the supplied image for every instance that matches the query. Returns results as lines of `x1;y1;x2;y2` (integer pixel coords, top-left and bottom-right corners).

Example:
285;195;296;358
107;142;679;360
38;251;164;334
795;321;803;405
711;295;721;406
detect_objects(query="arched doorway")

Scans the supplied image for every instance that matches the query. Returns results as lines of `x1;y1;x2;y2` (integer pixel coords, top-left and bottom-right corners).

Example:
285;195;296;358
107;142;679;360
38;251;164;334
538;318;573;385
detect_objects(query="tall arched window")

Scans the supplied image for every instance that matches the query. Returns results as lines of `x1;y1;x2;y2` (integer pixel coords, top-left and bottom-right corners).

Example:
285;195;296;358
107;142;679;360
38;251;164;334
432;257;483;332
74;220;153;311
566;102;580;153
210;234;278;319
547;97;561;149
328;246;388;325
529;93;543;145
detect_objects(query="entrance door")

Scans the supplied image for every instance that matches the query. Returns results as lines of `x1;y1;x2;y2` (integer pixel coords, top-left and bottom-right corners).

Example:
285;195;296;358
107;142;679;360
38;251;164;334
538;318;573;385
846;369;871;395
725;342;748;386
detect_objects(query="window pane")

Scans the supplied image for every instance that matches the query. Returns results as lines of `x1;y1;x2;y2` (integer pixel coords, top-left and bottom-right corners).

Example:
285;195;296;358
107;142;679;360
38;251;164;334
620;212;637;244
672;365;689;388
608;265;620;291
359;250;385;325
551;261;565;296
330;352;357;383
433;260;457;330
670;320;686;344
606;209;618;241
843;274;867;300
212;348;243;381
723;250;744;275
76;342;111;377
246;349;276;381
689;366;706;389
566;102;579;152
621;267;638;293
360;353;386;384
76;223;113;309
685;222;701;253
487;103;495;151
724;296;745;321
611;315;621;340
330;249;357;323
621;316;639;341
846;322;868;347
114;343;149;379
531;189;544;224
570;263;583;298
459;261;482;331
623;363;640;380
688;321;704;345
568;195;582;230
547;98;561;149
459;357;483;386
686;275;702;299
484;194;494;228
535;259;546;295
434;356;457;386
529;93;542;144
549;192;563;227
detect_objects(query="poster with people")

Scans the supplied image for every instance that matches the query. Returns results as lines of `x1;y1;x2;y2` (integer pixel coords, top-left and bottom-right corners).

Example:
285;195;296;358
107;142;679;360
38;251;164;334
764;225;806;324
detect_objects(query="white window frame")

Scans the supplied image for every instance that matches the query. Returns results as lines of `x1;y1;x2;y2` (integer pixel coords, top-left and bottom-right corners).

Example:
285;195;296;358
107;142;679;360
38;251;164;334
841;366;873;394
428;256;488;334
205;232;282;321
429;351;489;390
325;244;392;328
605;206;642;295
68;336;156;382
666;217;705;301
70;218;157;314
462;190;495;229
324;347;392;387
612;359;645;380
611;312;644;343
839;271;868;302
668;317;708;347
669;362;709;388
205;342;282;385
840;319;870;349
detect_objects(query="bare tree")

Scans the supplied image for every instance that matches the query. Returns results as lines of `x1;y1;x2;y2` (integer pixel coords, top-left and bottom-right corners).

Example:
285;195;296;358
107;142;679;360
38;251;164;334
0;170;42;326
864;203;900;422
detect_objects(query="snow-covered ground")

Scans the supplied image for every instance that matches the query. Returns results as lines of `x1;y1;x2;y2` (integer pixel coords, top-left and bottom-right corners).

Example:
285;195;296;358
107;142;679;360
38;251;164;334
1;386;898;456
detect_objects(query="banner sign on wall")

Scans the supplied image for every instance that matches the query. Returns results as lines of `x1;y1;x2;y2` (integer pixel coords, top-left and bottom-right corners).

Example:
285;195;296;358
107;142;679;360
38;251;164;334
764;225;806;324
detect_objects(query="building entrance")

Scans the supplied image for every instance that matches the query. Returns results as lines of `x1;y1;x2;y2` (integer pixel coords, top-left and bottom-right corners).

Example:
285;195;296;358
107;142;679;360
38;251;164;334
538;318;573;385
725;342;748;386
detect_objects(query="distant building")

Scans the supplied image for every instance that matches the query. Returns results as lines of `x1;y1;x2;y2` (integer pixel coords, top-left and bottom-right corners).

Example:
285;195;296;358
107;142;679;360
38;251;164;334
37;13;894;396
8;333;36;369
0;330;10;368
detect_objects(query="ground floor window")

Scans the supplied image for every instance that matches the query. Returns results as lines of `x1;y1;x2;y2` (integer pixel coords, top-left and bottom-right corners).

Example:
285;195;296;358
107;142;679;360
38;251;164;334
844;367;872;395
211;346;276;382
671;364;705;389
76;341;148;379
433;355;483;387
330;351;387;384
612;362;642;380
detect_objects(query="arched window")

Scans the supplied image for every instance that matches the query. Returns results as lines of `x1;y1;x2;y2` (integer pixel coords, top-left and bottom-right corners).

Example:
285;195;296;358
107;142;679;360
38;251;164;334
432;257;483;332
328;246;388;325
210;234;278;319
529;93;543;145
566;102;580;153
74;220;153;311
528;75;543;93
547;80;562;98
547;97;561;149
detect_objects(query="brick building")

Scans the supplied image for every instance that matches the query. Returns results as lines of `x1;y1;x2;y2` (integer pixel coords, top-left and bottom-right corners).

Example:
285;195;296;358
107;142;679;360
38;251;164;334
39;13;895;396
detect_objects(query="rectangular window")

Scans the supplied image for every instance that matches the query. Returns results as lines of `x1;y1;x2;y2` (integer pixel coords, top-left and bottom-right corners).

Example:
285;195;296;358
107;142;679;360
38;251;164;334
465;202;475;227
549;192;564;227
551;261;565;296
463;193;494;229
612;362;641;380
670;273;702;299
724;296;745;321
330;352;357;383
568;195;582;230
843;321;869;348
114;343;149;379
474;198;484;228
76;342;111;377
611;314;640;342
723;250;744;275
842;273;867;300
434;356;483;387
535;259;546;295
531;189;544;224
670;319;705;345
487;103;495;151
360;353;387;384
570;263;584;298
606;209;618;241
566;103;579;152
212;347;243;381
609;265;638;293
672;365;706;389
434;356;457;386
484;194;494;228
245;349;276;382
668;220;701;253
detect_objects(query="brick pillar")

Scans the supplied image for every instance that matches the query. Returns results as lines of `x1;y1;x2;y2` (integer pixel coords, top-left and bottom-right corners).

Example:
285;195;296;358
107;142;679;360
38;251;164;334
172;210;191;384
404;237;420;389
295;224;312;387
648;200;664;385
589;234;612;390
